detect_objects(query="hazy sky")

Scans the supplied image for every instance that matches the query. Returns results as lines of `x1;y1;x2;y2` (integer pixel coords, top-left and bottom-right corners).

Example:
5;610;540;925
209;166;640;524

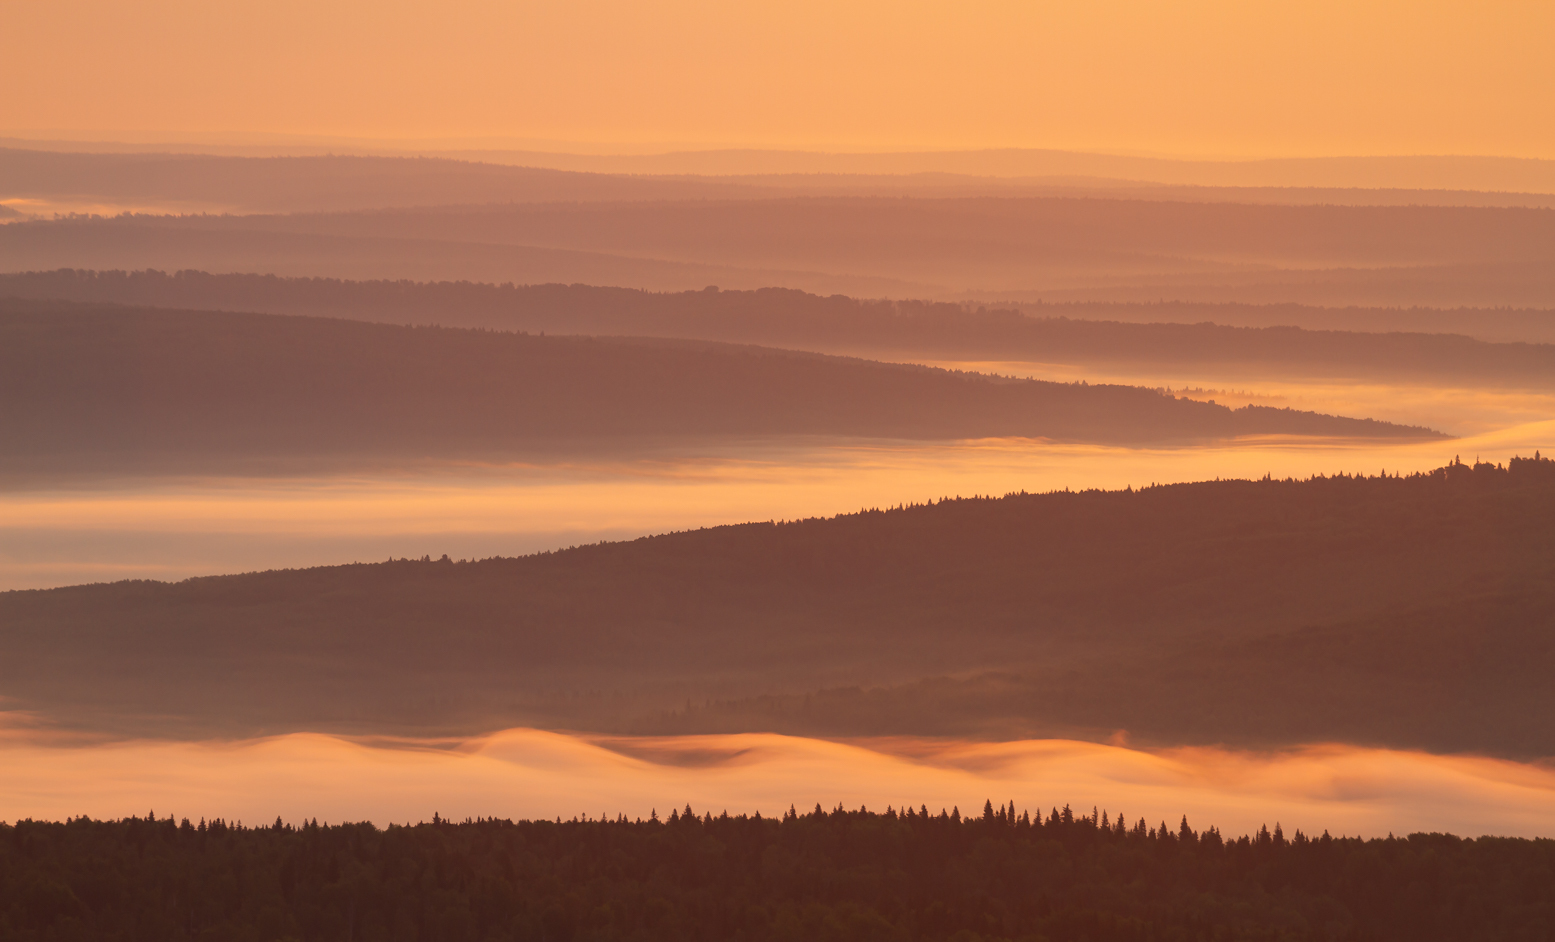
7;0;1553;157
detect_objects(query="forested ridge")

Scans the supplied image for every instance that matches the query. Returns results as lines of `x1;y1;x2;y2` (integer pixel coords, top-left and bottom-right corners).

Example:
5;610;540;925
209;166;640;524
4;804;1552;942
0;299;1435;474
5;269;1555;380
3;457;1552;753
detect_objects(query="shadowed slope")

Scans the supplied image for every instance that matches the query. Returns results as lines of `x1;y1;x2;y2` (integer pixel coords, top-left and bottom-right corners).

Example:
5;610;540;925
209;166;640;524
3;459;1551;754
0;299;1435;474
6;271;1554;378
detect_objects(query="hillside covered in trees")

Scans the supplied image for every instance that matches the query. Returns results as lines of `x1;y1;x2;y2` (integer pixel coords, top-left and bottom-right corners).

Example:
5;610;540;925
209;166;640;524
3;457;1551;754
0;299;1436;474
5;269;1555;377
4;805;1552;942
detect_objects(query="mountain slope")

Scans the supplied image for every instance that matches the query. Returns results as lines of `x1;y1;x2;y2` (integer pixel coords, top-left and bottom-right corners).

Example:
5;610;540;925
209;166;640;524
6;271;1553;378
0;300;1436;474
3;458;1550;754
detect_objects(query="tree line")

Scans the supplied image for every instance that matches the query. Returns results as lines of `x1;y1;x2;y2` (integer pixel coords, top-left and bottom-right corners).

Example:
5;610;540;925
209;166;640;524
4;802;1551;941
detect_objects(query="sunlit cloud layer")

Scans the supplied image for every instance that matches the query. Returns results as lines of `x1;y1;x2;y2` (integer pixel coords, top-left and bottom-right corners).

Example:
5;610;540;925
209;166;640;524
3;727;1552;840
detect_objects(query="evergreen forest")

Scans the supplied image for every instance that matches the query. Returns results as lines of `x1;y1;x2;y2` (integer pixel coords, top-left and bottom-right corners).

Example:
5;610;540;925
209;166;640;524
4;804;1552;942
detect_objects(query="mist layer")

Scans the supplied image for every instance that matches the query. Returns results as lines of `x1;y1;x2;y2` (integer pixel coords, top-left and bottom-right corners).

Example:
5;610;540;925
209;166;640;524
3;728;1552;841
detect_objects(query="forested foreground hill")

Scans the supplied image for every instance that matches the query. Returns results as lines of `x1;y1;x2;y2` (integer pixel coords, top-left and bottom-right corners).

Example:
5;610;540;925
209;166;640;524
4;458;1553;753
4;807;1553;942
0;300;1434;472
7;269;1555;372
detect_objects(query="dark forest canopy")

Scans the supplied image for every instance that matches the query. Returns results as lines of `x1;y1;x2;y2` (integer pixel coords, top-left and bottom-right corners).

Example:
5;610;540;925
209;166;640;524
4;457;1552;754
4;805;1553;942
0;299;1437;475
4;269;1555;378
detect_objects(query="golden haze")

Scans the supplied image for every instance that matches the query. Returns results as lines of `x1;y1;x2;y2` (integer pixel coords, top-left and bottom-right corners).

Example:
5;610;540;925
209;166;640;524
4;0;1553;157
3;728;1553;840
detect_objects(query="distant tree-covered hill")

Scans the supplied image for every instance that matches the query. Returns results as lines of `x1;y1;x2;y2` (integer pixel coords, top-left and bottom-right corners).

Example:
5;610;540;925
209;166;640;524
3;806;1551;942
5;190;1555;304
0;299;1435;474
4;269;1552;379
4;457;1551;754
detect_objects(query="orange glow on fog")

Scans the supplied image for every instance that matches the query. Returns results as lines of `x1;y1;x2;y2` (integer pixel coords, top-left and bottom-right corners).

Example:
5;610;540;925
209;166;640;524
1;728;1552;839
2;422;1550;591
912;363;1555;439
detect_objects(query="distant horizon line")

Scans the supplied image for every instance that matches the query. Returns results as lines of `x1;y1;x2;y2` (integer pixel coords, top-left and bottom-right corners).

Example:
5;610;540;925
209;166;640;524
4;132;1553;165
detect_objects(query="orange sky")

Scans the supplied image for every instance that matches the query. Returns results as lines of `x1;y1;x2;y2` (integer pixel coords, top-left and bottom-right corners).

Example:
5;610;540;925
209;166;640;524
5;0;1553;158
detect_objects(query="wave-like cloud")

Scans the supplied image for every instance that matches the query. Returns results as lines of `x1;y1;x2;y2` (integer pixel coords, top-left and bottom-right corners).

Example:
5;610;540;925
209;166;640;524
3;728;1552;839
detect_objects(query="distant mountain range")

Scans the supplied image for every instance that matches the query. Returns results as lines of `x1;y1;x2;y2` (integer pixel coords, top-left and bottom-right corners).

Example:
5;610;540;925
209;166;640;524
7;144;1555;202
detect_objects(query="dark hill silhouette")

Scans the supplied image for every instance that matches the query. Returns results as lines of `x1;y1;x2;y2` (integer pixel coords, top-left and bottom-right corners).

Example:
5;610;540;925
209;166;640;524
5;809;1553;942
5;270;1554;381
3;457;1550;754
0;299;1436;474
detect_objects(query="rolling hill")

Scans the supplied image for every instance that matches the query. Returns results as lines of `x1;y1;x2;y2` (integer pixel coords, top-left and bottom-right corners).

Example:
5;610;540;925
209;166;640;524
6;271;1552;378
6;194;1554;306
0;299;1436;476
3;457;1550;755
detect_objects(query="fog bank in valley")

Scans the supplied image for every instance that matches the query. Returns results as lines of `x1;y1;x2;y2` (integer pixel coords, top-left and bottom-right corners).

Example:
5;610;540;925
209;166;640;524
1;727;1551;841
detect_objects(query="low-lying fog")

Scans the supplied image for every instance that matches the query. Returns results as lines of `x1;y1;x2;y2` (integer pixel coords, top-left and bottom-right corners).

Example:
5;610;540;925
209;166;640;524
3;419;1550;591
902;360;1555;438
3;726;1552;840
